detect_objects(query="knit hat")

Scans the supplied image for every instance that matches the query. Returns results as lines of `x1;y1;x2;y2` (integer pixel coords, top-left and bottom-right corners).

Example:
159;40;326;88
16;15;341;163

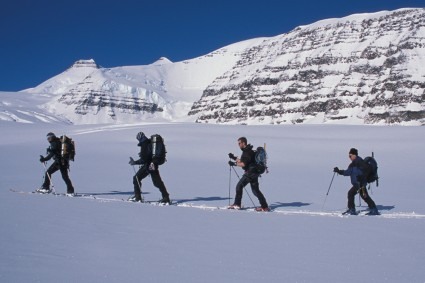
349;148;358;156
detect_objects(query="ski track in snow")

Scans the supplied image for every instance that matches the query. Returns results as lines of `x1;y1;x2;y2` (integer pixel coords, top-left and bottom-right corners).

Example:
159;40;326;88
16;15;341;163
10;189;425;219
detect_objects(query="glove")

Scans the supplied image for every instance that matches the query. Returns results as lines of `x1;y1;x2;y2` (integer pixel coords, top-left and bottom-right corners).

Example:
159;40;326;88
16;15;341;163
333;167;339;173
39;155;46;162
129;157;136;165
228;161;236;166
149;162;155;171
228;153;237;160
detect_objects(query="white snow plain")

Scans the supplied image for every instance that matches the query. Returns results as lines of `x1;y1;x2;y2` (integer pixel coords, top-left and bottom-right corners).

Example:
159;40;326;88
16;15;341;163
1;122;424;282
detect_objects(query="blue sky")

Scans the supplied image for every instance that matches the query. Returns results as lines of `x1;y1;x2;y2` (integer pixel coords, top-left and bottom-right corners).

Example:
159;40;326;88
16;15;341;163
0;0;423;91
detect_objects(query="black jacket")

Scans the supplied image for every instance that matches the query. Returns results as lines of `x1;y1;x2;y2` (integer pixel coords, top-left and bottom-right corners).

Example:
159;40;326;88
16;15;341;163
134;139;152;165
45;137;62;162
240;144;255;172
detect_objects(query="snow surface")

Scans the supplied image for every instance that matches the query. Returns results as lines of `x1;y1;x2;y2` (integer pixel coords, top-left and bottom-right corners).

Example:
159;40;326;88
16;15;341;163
1;122;424;282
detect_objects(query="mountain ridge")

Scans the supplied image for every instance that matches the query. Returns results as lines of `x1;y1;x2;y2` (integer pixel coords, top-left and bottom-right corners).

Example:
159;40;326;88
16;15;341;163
189;8;425;125
1;8;423;125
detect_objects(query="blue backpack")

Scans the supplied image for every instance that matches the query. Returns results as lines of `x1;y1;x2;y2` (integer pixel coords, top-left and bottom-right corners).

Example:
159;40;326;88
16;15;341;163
254;147;268;174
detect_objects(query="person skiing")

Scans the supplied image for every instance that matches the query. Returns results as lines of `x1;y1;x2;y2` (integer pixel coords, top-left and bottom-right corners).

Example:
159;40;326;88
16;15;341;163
128;132;170;204
228;137;269;212
334;148;379;215
37;132;75;195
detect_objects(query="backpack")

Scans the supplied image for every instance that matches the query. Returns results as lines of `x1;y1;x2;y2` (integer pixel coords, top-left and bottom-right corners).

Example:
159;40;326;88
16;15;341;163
150;134;167;165
254;146;268;174
363;155;378;186
60;135;76;161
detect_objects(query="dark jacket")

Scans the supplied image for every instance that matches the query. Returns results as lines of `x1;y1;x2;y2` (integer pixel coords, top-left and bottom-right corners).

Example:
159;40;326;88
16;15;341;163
341;156;369;187
240;144;255;172
134;139;152;165
45;137;62;162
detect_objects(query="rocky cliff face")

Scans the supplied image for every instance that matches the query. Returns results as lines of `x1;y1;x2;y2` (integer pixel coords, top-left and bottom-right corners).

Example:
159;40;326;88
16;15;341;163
188;8;425;125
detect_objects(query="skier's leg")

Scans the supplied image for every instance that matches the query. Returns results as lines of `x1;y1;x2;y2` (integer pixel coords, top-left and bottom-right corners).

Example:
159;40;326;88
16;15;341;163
250;176;268;208
347;185;358;210
133;165;149;200
234;174;250;207
150;166;169;200
42;163;59;189
360;186;377;209
59;164;74;194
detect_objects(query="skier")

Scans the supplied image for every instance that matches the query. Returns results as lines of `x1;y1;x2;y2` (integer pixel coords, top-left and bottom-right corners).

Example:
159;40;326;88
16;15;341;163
37;132;75;195
334;148;379;215
228;137;269;212
128;132;170;204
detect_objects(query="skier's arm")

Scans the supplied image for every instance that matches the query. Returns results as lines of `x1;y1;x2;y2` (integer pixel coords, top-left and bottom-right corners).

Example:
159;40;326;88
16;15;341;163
43;146;55;161
129;157;143;165
236;158;245;167
341;166;353;176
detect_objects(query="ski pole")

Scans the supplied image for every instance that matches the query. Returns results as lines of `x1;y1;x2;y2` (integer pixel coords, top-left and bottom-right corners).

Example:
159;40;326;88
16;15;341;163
132;165;144;202
321;172;336;210
228;164;232;206
42;162;56;193
231;166;256;208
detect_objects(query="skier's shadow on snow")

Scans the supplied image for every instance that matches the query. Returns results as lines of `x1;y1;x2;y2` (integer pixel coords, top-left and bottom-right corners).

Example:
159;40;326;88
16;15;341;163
80;190;150;196
174;196;228;204
376;205;395;211
270;202;311;209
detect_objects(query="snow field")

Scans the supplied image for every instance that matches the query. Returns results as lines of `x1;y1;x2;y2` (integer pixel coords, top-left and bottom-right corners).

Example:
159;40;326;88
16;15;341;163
1;123;424;282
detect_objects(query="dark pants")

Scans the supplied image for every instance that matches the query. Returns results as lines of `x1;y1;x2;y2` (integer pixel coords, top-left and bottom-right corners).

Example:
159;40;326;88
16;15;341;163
234;172;268;208
42;162;74;193
347;185;376;209
133;164;169;200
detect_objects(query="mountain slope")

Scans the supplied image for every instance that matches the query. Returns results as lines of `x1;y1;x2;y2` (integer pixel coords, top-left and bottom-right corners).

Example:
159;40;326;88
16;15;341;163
22;39;263;124
0;91;70;124
189;8;425;125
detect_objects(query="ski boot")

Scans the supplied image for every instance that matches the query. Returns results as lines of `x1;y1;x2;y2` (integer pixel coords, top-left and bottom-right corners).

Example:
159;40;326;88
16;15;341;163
159;197;171;205
366;207;380;216
228;204;241;210
127;195;142;202
36;187;52;194
342;208;357;215
255;207;271;212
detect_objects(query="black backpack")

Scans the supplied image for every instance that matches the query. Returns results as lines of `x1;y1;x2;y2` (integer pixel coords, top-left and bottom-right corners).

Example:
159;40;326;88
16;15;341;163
364;155;378;186
60;135;76;161
254;146;268;174
151;134;167;165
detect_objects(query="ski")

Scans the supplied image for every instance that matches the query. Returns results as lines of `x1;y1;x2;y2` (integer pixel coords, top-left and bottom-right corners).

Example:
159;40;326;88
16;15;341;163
10;189;173;205
10;188;94;198
9;189;425;219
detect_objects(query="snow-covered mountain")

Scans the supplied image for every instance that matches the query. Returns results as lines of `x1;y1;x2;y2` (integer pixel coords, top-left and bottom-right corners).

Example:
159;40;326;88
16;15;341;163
4;8;424;125
22;39;263;124
189;8;425;125
0;91;70;124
